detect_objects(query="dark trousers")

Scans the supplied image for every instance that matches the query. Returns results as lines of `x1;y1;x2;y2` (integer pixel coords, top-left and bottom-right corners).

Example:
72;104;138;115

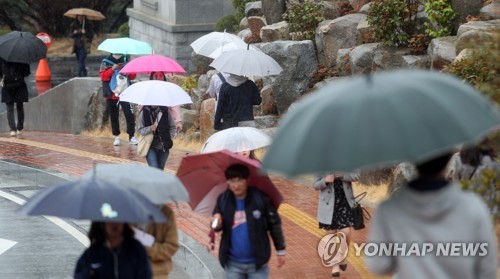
75;47;87;77
107;99;135;139
6;102;24;131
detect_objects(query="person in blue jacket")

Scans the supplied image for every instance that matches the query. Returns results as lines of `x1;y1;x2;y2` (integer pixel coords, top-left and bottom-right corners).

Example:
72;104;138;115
74;222;152;279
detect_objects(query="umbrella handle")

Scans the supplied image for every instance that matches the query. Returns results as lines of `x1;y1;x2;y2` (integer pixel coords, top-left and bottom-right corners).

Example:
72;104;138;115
82;18;85;31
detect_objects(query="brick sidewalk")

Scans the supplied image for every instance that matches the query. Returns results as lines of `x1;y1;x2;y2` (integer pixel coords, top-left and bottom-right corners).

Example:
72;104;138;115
0;132;381;278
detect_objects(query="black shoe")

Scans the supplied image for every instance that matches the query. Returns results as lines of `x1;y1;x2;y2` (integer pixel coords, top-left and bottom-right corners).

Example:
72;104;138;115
332;272;340;277
339;264;347;271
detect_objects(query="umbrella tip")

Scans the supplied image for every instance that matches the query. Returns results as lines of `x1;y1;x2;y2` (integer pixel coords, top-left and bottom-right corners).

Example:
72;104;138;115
92;160;97;180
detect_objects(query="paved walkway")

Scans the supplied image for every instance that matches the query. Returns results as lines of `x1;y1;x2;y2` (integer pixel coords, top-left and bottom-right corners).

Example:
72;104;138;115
0;132;383;278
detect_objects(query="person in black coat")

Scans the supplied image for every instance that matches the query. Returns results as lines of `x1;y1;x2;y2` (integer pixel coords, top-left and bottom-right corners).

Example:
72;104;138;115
74;222;152;279
211;164;286;278
0;58;30;136
70;14;94;77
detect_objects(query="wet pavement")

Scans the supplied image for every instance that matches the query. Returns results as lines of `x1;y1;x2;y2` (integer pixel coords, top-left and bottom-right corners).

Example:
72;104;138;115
0;131;380;278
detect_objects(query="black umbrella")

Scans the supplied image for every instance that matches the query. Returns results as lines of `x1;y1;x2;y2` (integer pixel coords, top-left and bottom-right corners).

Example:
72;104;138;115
0;31;47;63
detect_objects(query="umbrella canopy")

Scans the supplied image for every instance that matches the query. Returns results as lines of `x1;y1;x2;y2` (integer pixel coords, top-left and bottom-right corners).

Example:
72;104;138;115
191;31;247;58
81;163;189;204
0;31;47;63
209;49;282;77
262;70;500;176
64;8;106;20
119;54;186;75
207;42;260;59
176;150;283;216
119;80;193;106
200;127;272;153
18;179;167;223
98;37;152;55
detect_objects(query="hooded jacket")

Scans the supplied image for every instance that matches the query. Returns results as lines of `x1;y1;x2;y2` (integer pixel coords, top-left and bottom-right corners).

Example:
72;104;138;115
365;183;496;279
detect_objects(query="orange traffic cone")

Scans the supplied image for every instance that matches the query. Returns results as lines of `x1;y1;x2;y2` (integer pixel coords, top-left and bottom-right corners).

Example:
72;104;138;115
36;58;51;81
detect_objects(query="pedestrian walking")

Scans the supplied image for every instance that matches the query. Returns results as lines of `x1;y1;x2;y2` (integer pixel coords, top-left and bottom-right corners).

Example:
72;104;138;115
70;14;94;77
207;71;229;111
149;71;183;136
211;163;286;278
140;205;180;278
0;58;30;137
99;53;138;146
365;153;496;278
313;172;359;277
74;222;152;279
214;74;261;131
137;105;173;170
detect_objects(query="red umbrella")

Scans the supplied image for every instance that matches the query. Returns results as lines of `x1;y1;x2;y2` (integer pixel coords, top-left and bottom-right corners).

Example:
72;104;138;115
176;150;283;217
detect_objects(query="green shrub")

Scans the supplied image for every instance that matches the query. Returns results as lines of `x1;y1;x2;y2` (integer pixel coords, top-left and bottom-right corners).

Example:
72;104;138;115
444;33;500;105
283;1;325;40
367;0;420;46
424;0;456;38
181;74;199;92
215;14;240;33
117;22;129;37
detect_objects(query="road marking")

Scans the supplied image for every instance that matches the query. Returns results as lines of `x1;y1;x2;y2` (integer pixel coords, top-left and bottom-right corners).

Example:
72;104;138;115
0;238;17;256
0;190;89;247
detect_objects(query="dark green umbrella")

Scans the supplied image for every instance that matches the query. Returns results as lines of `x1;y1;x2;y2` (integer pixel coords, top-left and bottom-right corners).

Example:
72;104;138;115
0;31;47;63
262;70;500;176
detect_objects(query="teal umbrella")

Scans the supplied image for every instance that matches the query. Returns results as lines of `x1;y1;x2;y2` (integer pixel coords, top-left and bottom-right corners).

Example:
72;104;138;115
262;70;500;176
97;37;152;55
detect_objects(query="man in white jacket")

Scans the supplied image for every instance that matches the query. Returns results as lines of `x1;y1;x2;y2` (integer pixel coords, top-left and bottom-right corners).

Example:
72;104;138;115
365;153;496;279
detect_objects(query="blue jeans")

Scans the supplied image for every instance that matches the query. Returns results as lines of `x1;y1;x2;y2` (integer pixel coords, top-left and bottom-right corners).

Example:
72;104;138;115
146;148;169;170
225;260;269;279
75;47;87;77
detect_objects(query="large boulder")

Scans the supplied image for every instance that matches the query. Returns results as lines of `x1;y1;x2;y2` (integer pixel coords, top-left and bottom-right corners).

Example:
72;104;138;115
180;109;198;133
450;0;483;34
247;16;267;43
402;55;431;69
199;98;216;141
427;36;457;70
315;14;366;67
455;20;500;53
480;2;500;20
259;40;319;114
260;21;290;42
245;1;263;17
349;43;412;74
191;52;212;75
262;0;286;24
255;115;280;129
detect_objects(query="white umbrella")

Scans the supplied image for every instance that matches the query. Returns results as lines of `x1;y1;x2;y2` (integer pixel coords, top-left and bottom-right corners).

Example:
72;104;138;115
209;49;283;77
200;127;272;153
207;42;260;59
191;31;247;58
119;80;193;106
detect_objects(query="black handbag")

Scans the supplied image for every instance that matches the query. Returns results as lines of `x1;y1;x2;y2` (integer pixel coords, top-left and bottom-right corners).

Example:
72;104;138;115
352;192;371;230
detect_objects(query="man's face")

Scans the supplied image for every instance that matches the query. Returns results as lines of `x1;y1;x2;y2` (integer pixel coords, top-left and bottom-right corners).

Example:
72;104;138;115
227;177;248;198
105;222;124;238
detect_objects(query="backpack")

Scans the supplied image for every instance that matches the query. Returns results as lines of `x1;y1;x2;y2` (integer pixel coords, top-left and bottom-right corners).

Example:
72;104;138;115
103;58;130;96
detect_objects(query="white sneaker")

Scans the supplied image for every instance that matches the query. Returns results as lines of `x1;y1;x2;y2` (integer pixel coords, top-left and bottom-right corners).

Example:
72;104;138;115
16;130;22;136
10;131;15;137
113;136;121;146
129;136;138;145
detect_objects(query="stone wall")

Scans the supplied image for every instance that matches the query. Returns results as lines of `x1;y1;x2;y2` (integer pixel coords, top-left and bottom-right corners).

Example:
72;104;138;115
128;0;235;73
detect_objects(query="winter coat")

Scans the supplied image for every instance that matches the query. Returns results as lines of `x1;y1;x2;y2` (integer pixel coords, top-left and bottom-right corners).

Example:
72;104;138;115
313;173;358;225
137;106;173;152
213;188;286;269
74;237;152;279
365;183;496;279
145;206;180;278
70;19;94;54
213;80;261;130
0;59;30;103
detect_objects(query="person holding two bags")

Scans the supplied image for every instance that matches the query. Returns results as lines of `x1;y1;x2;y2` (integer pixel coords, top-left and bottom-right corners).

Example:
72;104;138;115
313;172;359;277
137;106;174;170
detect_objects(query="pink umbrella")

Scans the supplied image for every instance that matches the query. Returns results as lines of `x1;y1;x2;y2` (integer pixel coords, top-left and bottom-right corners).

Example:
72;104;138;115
176;150;283;216
119;54;186;74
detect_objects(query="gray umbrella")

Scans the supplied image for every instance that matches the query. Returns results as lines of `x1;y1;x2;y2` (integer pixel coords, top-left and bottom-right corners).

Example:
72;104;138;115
18;179;167;223
81;163;190;204
0;31;47;63
262;70;500;176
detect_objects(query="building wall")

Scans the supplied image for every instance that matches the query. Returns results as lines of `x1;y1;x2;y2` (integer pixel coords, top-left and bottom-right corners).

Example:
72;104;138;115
129;0;235;72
